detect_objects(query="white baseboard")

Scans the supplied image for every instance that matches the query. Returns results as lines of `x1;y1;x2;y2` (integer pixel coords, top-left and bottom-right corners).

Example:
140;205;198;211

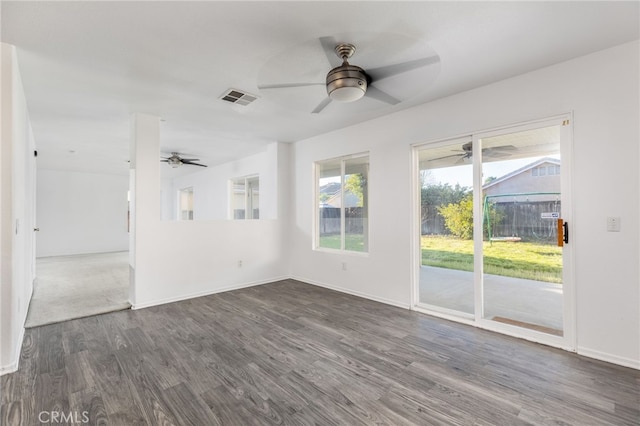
577;346;640;370
131;276;289;310
0;361;19;376
290;275;411;310
0;326;25;376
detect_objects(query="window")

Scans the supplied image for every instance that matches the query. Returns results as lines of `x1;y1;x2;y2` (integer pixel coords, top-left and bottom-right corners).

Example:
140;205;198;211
532;164;560;177
178;187;194;221
231;175;259;219
316;154;369;252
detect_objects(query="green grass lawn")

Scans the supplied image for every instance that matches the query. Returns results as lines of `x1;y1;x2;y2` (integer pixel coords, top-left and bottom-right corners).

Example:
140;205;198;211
319;233;561;283
319;234;365;252
422;235;562;283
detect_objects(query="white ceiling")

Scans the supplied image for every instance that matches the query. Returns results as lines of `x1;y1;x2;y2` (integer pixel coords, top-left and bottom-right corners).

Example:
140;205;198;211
1;1;638;176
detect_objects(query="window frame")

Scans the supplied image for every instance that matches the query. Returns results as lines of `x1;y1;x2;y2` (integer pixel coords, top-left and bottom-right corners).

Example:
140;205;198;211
229;174;260;220
177;186;194;221
314;152;369;254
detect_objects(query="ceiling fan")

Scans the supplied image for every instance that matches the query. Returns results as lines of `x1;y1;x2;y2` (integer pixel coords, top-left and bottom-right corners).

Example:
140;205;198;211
432;142;517;164
258;37;440;114
161;152;207;168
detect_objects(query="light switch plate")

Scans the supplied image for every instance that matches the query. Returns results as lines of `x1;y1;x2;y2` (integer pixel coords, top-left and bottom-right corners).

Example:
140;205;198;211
606;217;621;232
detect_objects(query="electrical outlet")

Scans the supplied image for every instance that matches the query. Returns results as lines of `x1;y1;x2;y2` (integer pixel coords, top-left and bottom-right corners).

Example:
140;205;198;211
341;262;347;271
237;260;243;268
606;217;621;232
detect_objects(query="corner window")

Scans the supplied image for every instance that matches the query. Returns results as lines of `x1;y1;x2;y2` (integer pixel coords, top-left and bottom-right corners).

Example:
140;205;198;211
178;187;194;221
316;154;369;252
231;175;259;219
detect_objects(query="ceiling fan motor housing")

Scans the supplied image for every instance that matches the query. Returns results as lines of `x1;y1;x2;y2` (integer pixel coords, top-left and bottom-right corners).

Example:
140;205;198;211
168;156;182;168
326;64;368;102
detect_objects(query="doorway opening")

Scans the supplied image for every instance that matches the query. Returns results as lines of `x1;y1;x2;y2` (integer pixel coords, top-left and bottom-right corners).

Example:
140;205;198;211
26;252;130;327
26;171;131;328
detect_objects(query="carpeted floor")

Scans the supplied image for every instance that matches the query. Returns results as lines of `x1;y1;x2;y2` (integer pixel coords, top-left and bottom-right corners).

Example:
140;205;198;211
25;251;130;328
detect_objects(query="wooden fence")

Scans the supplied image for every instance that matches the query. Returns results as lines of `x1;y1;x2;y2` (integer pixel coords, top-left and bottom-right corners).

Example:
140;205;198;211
319;207;365;235
421;201;561;243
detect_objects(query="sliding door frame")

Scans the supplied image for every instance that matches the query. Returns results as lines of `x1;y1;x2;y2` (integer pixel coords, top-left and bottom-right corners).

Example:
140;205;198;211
411;114;576;352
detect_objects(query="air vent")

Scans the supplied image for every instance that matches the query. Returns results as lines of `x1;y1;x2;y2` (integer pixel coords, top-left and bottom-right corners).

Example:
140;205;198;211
220;89;258;106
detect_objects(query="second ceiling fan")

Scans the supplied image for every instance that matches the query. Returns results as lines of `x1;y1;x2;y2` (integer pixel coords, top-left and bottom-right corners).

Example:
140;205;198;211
258;37;440;114
161;152;207;168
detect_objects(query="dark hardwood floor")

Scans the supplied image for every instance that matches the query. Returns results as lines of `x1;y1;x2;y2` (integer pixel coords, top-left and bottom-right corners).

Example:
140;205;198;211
2;279;639;425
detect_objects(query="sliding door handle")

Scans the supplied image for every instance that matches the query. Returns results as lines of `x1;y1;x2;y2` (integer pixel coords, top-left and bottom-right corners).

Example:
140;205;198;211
557;219;568;246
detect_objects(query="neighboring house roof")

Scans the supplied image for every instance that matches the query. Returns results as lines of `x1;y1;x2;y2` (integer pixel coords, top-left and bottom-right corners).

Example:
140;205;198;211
483;157;560;190
320;182;361;208
325;191;360;208
319;182;341;196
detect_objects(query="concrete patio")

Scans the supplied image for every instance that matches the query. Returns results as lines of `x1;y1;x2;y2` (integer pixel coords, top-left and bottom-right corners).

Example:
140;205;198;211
419;266;563;333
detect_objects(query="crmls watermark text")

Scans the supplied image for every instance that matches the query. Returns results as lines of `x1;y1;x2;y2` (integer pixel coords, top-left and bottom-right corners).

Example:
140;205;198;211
38;411;89;424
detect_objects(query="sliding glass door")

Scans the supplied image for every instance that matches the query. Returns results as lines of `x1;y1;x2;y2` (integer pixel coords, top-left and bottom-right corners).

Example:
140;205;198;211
418;137;475;318
415;117;573;347
479;124;565;336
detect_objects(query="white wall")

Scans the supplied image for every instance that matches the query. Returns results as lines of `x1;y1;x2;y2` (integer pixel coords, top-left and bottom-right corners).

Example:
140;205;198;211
36;170;129;257
290;41;640;369
130;115;289;308
1;43;37;374
161;145;278;221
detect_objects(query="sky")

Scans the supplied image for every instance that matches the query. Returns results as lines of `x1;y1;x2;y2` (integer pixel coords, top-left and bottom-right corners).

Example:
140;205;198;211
320;155;561;189
427;155;560;188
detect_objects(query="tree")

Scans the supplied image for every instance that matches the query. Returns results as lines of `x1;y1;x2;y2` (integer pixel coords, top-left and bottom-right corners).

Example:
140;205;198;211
438;194;474;239
437;193;505;240
419;169;433;187
421;182;469;207
345;173;365;206
420;182;470;235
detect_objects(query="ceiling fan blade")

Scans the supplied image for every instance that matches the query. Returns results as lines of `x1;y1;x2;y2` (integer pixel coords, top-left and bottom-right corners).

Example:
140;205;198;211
484;145;517;153
455;155;469;165
179;158;199;162
182;161;207;167
365;85;401;105
311;97;332;114
161;159;169;162
483;146;518;158
429;153;465;162
319;36;342;68
366;55;440;81
258;82;324;90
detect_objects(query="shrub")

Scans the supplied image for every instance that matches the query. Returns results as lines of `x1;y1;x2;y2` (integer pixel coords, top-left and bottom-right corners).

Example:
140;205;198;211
438;194;474;239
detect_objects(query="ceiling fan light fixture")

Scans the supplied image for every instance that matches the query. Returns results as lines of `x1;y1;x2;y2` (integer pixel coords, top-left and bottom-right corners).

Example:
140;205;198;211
326;64;368;103
329;84;366;102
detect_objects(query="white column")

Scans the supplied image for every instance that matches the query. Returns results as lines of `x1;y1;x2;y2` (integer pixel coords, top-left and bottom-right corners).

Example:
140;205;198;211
129;113;160;307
